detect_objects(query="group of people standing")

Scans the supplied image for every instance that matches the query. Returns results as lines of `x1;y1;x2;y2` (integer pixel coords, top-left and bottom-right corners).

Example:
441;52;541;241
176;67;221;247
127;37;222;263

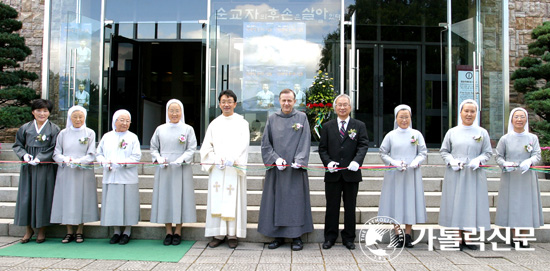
11;91;543;251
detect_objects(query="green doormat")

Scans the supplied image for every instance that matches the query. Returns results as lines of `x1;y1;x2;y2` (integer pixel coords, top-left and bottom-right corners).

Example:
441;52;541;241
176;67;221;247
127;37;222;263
0;239;195;262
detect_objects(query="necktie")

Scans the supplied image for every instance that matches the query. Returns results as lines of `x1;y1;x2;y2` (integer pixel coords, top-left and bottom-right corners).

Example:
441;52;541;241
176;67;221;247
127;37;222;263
340;121;346;138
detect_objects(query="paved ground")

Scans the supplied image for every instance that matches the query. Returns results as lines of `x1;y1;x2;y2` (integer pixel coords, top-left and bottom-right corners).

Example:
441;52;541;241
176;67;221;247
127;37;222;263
1;236;550;270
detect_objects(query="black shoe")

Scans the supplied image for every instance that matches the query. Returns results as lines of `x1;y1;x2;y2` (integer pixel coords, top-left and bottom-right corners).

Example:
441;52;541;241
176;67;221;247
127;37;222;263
109;234;121;244
119;234;130;245
392;235;404;248
208;237;225;248
172;234;181;246
404;234;414;248
343;241;356;250
520;242;530;249
291;237;303;251
322;240;334;249
163;234;173;246
268;238;284;249
461;242;478;250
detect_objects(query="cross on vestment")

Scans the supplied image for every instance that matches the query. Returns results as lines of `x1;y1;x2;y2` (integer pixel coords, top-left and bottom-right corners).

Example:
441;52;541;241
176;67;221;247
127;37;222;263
227;184;235;196
213;182;220;192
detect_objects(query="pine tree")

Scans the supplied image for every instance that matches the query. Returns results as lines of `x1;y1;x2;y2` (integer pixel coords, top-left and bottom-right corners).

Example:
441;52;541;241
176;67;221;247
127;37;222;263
0;3;39;128
511;21;550;145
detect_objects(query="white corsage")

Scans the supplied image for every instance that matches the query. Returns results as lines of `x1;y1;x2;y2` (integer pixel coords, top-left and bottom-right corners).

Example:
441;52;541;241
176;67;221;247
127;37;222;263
348;129;357;140
36;134;47;142
292;123;303;131
525;142;533;153
410;136;418;145
78;137;89;145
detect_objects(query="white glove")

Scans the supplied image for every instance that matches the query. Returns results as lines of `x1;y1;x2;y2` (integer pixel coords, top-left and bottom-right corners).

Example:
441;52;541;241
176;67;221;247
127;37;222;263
502;161;516;172
449;159;462;171
69;158;80;169
468;158;481;171
110;162;121;170
276;158;286;171
28;158;40;166
327;161;339;173
390;159;406;171
62;157;71;167
172;156;185;166
213;156;225;169
23;154;33;162
291;162;301;169
408;158;422;169
347;161;360;172
100;161;110;168
519;159;532;174
224;158;234;167
156;156;167;164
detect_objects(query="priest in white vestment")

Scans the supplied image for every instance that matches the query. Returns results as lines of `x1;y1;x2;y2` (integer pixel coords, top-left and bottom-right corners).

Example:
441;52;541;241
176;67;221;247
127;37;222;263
201;90;250;249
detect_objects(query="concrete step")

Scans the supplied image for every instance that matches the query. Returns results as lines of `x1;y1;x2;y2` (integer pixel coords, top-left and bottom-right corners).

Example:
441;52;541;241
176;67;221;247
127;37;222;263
1;219;550;243
2;201;550;225
2;172;550;192
3;186;550;210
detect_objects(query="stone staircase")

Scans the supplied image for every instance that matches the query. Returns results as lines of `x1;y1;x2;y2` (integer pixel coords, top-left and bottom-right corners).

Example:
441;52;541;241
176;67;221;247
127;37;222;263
1;143;550;243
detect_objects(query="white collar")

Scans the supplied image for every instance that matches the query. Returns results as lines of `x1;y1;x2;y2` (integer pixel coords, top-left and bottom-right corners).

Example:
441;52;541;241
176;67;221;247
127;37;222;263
338;116;350;124
33;119;49;134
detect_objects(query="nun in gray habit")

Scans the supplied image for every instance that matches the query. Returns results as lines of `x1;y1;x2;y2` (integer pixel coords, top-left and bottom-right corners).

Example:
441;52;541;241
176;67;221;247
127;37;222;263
378;104;427;248
51;105;99;243
495;107;543;248
150;99;197;246
96;109;142;245
439;99;492;250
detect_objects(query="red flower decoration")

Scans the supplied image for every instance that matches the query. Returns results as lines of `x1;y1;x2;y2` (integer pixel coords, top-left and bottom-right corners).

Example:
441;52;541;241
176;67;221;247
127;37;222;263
313;103;319;107
319;103;324;107
327;103;332;107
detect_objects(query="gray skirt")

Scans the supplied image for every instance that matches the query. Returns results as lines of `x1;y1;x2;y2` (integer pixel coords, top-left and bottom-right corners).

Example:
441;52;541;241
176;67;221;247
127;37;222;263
100;183;140;226
50;167;99;225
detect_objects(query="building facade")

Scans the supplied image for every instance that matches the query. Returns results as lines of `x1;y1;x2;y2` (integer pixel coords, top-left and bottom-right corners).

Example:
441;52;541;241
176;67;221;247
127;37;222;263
4;0;543;148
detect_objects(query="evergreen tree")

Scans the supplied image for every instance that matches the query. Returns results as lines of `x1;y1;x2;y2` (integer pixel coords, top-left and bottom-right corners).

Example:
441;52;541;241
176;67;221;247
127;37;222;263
0;3;39;128
511;21;550;145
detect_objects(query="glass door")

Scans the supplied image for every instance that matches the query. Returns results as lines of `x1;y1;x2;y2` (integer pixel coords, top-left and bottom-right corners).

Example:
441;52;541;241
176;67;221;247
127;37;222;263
354;45;421;148
106;35;140;135
47;0;102;133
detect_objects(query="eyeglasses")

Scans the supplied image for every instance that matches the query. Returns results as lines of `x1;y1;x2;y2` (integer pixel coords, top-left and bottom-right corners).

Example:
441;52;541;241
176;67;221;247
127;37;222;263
335;103;350;108
513;116;526;120
168;110;181;114
220;100;235;105
117;119;131;124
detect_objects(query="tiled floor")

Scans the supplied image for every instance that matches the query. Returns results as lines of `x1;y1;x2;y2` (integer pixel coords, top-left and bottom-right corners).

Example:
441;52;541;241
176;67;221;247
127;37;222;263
1;237;550;270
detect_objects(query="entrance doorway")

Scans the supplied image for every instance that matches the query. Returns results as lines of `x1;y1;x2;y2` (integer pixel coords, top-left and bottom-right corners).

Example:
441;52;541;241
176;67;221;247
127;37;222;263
354;45;421;148
106;37;204;146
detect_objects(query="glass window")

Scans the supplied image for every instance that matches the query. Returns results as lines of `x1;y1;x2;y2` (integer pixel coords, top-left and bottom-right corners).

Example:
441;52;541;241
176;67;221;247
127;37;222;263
137;22;155;39
157;22;178;39
181;22;203;40
118;22;134;39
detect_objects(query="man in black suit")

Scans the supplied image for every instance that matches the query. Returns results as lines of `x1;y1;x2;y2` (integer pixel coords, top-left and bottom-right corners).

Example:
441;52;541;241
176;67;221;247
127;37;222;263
319;94;369;250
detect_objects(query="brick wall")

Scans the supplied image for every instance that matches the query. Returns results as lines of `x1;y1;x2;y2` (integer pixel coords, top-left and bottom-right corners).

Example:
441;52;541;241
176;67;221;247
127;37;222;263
1;0;44;95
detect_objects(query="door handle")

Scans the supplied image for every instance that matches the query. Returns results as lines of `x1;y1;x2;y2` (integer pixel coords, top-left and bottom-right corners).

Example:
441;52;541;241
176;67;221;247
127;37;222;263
356;49;360;110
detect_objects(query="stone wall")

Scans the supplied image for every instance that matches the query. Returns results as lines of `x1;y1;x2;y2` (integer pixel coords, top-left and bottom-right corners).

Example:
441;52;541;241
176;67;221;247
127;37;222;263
1;0;44;95
509;0;550;105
